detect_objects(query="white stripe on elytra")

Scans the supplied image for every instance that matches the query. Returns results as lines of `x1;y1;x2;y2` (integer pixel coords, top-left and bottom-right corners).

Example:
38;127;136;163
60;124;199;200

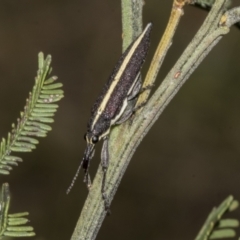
110;72;140;125
96;73;140;141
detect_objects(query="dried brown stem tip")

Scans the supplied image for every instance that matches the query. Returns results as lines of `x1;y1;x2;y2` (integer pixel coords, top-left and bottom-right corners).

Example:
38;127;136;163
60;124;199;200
175;0;192;8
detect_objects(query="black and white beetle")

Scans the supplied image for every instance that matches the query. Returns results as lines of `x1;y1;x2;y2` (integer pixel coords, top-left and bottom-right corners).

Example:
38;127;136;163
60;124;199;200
67;23;152;209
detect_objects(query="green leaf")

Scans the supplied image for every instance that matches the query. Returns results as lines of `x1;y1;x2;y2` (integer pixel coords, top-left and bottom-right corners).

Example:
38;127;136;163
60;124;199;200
0;164;13;170
229;200;239;211
41;89;64;94
0;52;64;174
30;112;55;117
37;95;63;103
4;156;22;162
33;108;57;113
0;169;10;175
44;76;58;84
210;229;235;239
17;136;39;144
42;82;63;89
6;226;34;232
4;231;36;237
35;103;59;108
10;147;32;152
8;212;29;218
13;142;36;149
26;122;52;131
20;130;47;137
195;196;239;240
1;161;18;166
0;184;35;237
29;117;54;123
8;218;29;225
218;219;239;228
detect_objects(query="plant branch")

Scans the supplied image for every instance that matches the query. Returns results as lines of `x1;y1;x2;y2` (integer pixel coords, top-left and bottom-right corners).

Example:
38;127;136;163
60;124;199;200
222;6;240;27
121;0;143;51
70;1;143;240
0;183;35;237
195;196;239;240
192;0;232;9
0;53;63;174
136;0;188;110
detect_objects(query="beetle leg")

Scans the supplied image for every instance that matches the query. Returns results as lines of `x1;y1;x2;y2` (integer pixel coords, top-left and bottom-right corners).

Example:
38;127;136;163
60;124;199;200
83;163;92;189
127;72;155;101
83;171;92;189
83;148;95;189
116;74;142;124
101;138;111;211
115;99;135;124
132;83;155;112
127;74;142;101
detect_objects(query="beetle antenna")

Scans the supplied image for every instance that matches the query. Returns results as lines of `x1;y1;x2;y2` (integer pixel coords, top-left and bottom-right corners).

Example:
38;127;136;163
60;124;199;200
66;161;83;194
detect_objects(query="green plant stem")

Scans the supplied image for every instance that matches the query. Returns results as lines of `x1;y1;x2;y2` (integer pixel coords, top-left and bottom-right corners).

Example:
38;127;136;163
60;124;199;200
223;6;240;26
70;1;143;240
195;196;238;240
0;184;35;237
192;0;232;9
70;0;240;239
136;0;186;110
121;0;143;51
0;183;10;235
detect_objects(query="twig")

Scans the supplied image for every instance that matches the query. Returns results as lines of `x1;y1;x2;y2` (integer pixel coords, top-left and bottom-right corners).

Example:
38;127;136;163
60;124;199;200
70;1;143;239
136;0;188;110
121;0;143;51
195;196;239;240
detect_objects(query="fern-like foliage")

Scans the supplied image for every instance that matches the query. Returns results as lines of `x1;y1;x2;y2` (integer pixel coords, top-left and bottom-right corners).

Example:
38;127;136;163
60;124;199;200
0;183;35;237
195;195;239;240
0;52;64;174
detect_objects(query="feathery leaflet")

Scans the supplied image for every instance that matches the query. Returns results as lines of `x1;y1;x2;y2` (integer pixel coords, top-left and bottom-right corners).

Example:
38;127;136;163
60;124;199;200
0;183;35;237
195;196;239;240
0;52;64;174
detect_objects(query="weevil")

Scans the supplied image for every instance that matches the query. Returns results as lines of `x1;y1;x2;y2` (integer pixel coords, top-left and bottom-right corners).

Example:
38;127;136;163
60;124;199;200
67;23;152;210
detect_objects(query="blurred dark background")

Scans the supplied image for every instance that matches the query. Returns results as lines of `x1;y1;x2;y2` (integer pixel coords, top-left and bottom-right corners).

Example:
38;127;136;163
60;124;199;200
0;0;240;239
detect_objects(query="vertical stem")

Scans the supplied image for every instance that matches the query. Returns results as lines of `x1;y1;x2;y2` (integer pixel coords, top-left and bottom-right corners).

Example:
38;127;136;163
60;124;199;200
70;1;144;240
136;0;188;109
121;0;144;51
